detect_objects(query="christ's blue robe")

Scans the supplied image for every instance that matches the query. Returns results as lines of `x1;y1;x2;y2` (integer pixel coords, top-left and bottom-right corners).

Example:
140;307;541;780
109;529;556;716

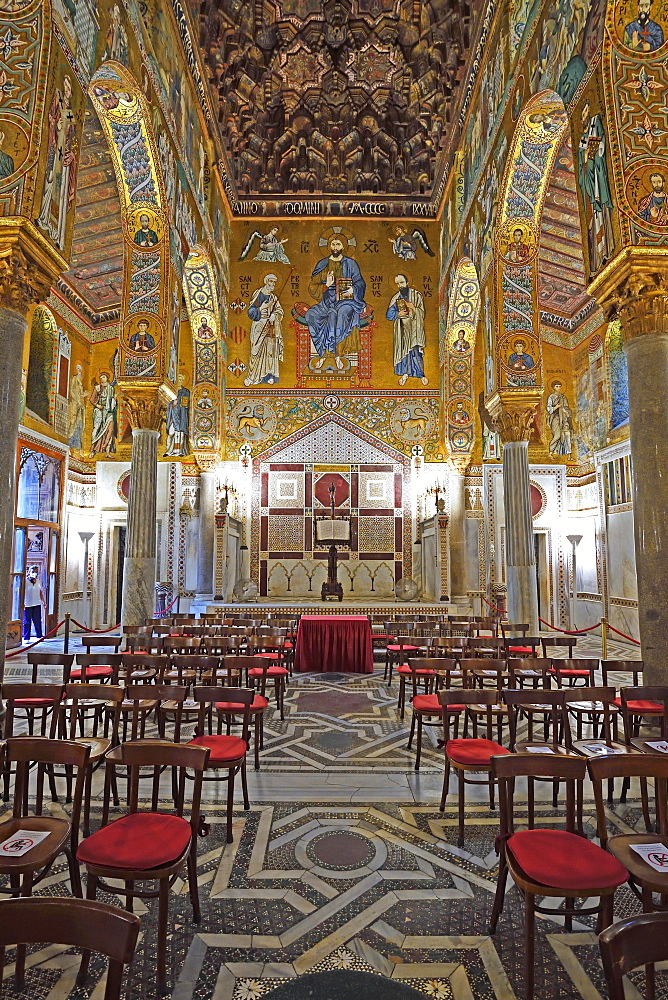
305;256;366;357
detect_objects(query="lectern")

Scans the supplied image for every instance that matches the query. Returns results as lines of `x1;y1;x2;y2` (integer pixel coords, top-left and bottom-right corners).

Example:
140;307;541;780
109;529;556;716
314;482;351;602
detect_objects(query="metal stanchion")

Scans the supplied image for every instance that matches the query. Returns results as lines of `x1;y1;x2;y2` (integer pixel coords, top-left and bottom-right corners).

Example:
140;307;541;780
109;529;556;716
64;613;70;654
601;616;608;661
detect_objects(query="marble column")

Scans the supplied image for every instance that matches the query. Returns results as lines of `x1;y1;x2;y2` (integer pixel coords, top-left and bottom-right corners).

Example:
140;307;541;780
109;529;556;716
594;262;668;683
121;391;164;626
448;457;469;605
195;456;217;601
487;394;540;632
0;251;52;679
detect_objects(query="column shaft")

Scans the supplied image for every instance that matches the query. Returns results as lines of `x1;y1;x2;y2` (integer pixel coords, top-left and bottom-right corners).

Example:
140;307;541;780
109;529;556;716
448;471;467;604
502;440;538;631
625;332;668;682
197;470;216;599
122;428;159;626
0;306;29;675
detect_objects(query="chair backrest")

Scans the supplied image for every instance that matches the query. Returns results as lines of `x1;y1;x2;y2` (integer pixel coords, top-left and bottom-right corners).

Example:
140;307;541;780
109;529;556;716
562;686;618;747
541;635;577;655
466;657;507;685
0;898;140;1000
599;912;668;1000
7;736;89;842
601;660;644;687
122;653;168;677
102;738;207;824
1;683;64;737
26;653;74;683
588;752;668;848
437;688;500;741
491;752;586;838
75;653;122;683
63;684;124;744
501;622;529;637
124;634;164;654
194;686;253;743
81;636;123;652
503;689;567;752
123;625;152;636
163;636;201;655
507;658;553;686
217;655;253;685
549;658;598;687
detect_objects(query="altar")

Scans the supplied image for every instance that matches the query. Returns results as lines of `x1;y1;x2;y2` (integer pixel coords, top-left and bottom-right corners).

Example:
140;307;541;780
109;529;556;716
294;615;374;674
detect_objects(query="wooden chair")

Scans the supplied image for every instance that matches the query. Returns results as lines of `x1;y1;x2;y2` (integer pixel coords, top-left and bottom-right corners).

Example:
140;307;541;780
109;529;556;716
70;653;121;684
124;634;164;655
405;659;463;770
438;689;510;847
0;737;89;904
0;897;139;999
77;740;208;992
60;683;123;836
187;687;252;843
163;653;201;685
121;653;166;683
504;689;569;754
110;683;160;742
1;684;63;801
214;658;268;771
601;659;644;690
599;911;668;1000
507;657;553;690
384;634;420;686
619;686;668;753
564;685;622;748
489;753;628;1000
550;657;598;688
504;635;541;658
590;753;668;1000
80;635;123;654
162;636;201;657
248;644;289;719
464;637;505;658
397;655;435;720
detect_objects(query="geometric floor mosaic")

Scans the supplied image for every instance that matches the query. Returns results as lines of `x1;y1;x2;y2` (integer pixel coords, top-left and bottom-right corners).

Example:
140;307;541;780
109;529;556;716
2;633;659;1000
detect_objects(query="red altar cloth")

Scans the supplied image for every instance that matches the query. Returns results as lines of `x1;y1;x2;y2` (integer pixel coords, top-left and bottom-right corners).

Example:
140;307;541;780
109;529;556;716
294;615;374;674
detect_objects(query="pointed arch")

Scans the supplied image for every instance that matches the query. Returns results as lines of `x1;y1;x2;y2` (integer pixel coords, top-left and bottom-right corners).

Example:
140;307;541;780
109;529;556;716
494;90;570;394
88;62;172;386
443;257;480;458
182;246;223;454
26;305;58;425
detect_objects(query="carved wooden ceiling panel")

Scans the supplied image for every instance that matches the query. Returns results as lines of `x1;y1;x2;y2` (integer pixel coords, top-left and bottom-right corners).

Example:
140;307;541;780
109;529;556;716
196;0;478;206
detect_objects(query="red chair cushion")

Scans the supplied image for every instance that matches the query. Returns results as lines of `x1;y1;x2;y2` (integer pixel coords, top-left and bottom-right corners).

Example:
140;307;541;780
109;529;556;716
254;652;280;659
413;694;464;713
284;641;294;649
507;828;628;890
397;665;434;676
13;698;55;706
508;645;533;655
216;695;268;712
70;665;113;679
386;644;418;651
551;668;591;677
614;697;664;713
77;812;191;870
248;665;289;677
446;738;510;766
188;734;247;762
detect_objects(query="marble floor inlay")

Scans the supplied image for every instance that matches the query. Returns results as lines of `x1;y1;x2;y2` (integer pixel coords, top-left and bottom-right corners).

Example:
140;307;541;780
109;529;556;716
1;636;658;1000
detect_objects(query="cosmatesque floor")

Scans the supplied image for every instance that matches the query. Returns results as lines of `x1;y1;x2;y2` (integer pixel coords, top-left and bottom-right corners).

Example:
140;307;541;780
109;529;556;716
1;634;663;1000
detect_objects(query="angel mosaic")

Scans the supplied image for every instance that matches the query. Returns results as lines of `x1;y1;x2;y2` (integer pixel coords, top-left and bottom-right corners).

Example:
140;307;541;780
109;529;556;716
238;226;290;264
388;225;435;260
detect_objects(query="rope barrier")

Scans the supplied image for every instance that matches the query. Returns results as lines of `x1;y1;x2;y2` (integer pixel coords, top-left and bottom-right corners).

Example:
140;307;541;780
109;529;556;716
69;619;121;634
537;617;600;635
606;622;642;646
154;592;180;618
6;619;66;658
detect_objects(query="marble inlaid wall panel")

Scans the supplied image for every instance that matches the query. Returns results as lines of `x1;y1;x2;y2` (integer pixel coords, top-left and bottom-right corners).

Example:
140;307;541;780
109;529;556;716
606;509;637;602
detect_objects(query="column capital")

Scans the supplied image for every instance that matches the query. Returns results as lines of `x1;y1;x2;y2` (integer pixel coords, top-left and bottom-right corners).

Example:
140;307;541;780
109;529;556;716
122;386;168;431
0;221;67;314
588;247;668;340
194;452;219;474
485;390;541;444
447;454;470;475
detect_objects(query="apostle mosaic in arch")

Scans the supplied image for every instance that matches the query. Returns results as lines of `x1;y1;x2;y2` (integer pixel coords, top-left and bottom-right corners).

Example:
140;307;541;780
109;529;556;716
36;74;79;250
305;232;366;371
451;329;472;353
507;338;535;371
622;0;665;50
577;100;615;272
635;170;668;227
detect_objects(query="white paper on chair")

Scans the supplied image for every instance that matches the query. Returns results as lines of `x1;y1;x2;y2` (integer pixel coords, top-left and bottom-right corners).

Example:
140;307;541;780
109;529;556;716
645;741;668;754
525;746;556;754
0;829;51;857
580;744;625;755
630;843;668;872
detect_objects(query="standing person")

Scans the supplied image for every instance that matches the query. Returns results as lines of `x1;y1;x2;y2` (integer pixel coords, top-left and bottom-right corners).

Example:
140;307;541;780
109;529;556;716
244;273;284;385
546;380;573;456
89;371;118;458
164;373;191;456
386;273;428;385
23;566;45;641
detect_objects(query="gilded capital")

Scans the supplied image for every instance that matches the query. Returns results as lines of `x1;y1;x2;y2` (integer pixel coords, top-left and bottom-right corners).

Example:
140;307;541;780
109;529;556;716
0;247;52;314
447;454;470;475
122;387;167;431
485;390;540;444
194;451;219;473
588;248;668;341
